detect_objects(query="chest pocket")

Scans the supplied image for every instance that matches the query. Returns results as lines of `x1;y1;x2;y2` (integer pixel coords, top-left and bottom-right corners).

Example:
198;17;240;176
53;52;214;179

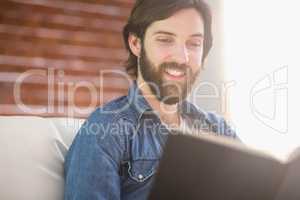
127;159;159;183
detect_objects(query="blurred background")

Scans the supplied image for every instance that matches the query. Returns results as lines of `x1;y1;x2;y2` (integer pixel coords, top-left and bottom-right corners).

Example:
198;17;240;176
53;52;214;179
0;0;298;157
0;0;134;117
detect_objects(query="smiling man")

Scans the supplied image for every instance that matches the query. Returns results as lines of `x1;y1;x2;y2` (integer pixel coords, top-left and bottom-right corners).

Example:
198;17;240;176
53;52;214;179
64;0;238;199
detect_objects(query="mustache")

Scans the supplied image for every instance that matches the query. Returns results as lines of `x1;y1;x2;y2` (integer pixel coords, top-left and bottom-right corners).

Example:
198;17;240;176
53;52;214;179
159;62;191;73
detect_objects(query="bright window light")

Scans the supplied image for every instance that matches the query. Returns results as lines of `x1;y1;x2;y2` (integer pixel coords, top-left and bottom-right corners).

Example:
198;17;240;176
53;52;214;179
223;0;298;159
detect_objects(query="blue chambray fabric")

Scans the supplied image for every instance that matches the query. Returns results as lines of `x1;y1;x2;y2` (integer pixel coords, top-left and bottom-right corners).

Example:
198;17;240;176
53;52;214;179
64;81;238;200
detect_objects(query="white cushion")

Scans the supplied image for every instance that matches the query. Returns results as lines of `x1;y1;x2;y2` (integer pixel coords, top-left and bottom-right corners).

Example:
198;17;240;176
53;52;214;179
0;116;84;200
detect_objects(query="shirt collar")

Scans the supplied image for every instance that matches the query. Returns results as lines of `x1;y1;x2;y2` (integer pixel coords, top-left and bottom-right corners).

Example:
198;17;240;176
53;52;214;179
127;81;153;121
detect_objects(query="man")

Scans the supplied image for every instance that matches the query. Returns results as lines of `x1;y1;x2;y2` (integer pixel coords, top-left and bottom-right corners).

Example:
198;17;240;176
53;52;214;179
64;0;238;199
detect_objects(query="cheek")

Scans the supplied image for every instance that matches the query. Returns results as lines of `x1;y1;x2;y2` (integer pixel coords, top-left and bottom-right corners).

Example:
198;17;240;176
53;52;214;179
147;46;172;65
190;48;203;62
190;50;203;65
193;59;202;72
189;54;203;74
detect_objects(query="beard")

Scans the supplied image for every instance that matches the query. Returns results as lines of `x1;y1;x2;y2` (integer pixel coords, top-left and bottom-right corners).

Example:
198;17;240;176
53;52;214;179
139;47;200;105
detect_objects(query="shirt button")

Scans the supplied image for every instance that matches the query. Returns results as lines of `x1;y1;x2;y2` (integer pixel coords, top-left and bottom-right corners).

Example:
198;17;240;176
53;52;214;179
138;174;144;180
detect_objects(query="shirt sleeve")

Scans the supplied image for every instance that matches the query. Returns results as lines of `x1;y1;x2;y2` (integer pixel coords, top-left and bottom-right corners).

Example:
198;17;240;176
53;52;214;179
205;112;239;140
64;111;125;200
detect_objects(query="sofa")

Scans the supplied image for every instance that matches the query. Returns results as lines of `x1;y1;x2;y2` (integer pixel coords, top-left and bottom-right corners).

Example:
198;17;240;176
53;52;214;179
0;116;85;200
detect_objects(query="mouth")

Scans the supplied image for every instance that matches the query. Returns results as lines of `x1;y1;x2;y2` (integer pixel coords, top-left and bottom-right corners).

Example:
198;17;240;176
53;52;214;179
164;68;186;80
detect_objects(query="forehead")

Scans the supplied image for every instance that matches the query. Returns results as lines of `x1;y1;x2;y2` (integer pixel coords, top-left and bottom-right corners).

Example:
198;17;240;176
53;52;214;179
146;8;205;38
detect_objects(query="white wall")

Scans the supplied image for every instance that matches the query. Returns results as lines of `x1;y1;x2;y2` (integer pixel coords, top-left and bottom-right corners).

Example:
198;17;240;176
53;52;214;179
191;0;299;158
223;0;298;158
189;0;226;116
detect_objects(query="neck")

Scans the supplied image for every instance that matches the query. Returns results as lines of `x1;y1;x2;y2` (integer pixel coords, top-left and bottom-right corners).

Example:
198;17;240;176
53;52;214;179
137;78;180;127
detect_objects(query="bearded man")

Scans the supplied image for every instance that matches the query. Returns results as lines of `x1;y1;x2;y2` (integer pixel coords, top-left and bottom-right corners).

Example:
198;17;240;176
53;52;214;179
64;0;238;199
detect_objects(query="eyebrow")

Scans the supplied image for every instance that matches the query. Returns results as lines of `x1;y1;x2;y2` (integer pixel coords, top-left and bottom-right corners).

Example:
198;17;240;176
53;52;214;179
152;31;204;38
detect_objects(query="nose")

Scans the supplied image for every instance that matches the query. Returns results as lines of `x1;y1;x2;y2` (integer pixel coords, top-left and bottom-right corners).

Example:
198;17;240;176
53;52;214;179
173;45;189;65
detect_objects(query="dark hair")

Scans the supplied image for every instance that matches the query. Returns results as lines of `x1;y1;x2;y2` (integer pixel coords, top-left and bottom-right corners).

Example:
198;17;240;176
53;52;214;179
123;0;213;78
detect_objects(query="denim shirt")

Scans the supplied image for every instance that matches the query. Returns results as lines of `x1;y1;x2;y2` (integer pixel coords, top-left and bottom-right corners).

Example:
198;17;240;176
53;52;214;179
64;82;238;200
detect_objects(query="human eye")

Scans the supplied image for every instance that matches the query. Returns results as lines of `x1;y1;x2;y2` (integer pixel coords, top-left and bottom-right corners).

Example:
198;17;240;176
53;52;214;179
156;36;174;44
187;39;203;49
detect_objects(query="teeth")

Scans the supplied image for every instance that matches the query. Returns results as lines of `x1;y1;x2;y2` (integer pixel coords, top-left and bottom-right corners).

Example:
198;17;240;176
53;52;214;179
165;69;185;76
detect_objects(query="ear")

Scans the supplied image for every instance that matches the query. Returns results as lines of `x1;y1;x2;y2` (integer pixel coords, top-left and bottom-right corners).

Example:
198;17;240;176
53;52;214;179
128;33;142;57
